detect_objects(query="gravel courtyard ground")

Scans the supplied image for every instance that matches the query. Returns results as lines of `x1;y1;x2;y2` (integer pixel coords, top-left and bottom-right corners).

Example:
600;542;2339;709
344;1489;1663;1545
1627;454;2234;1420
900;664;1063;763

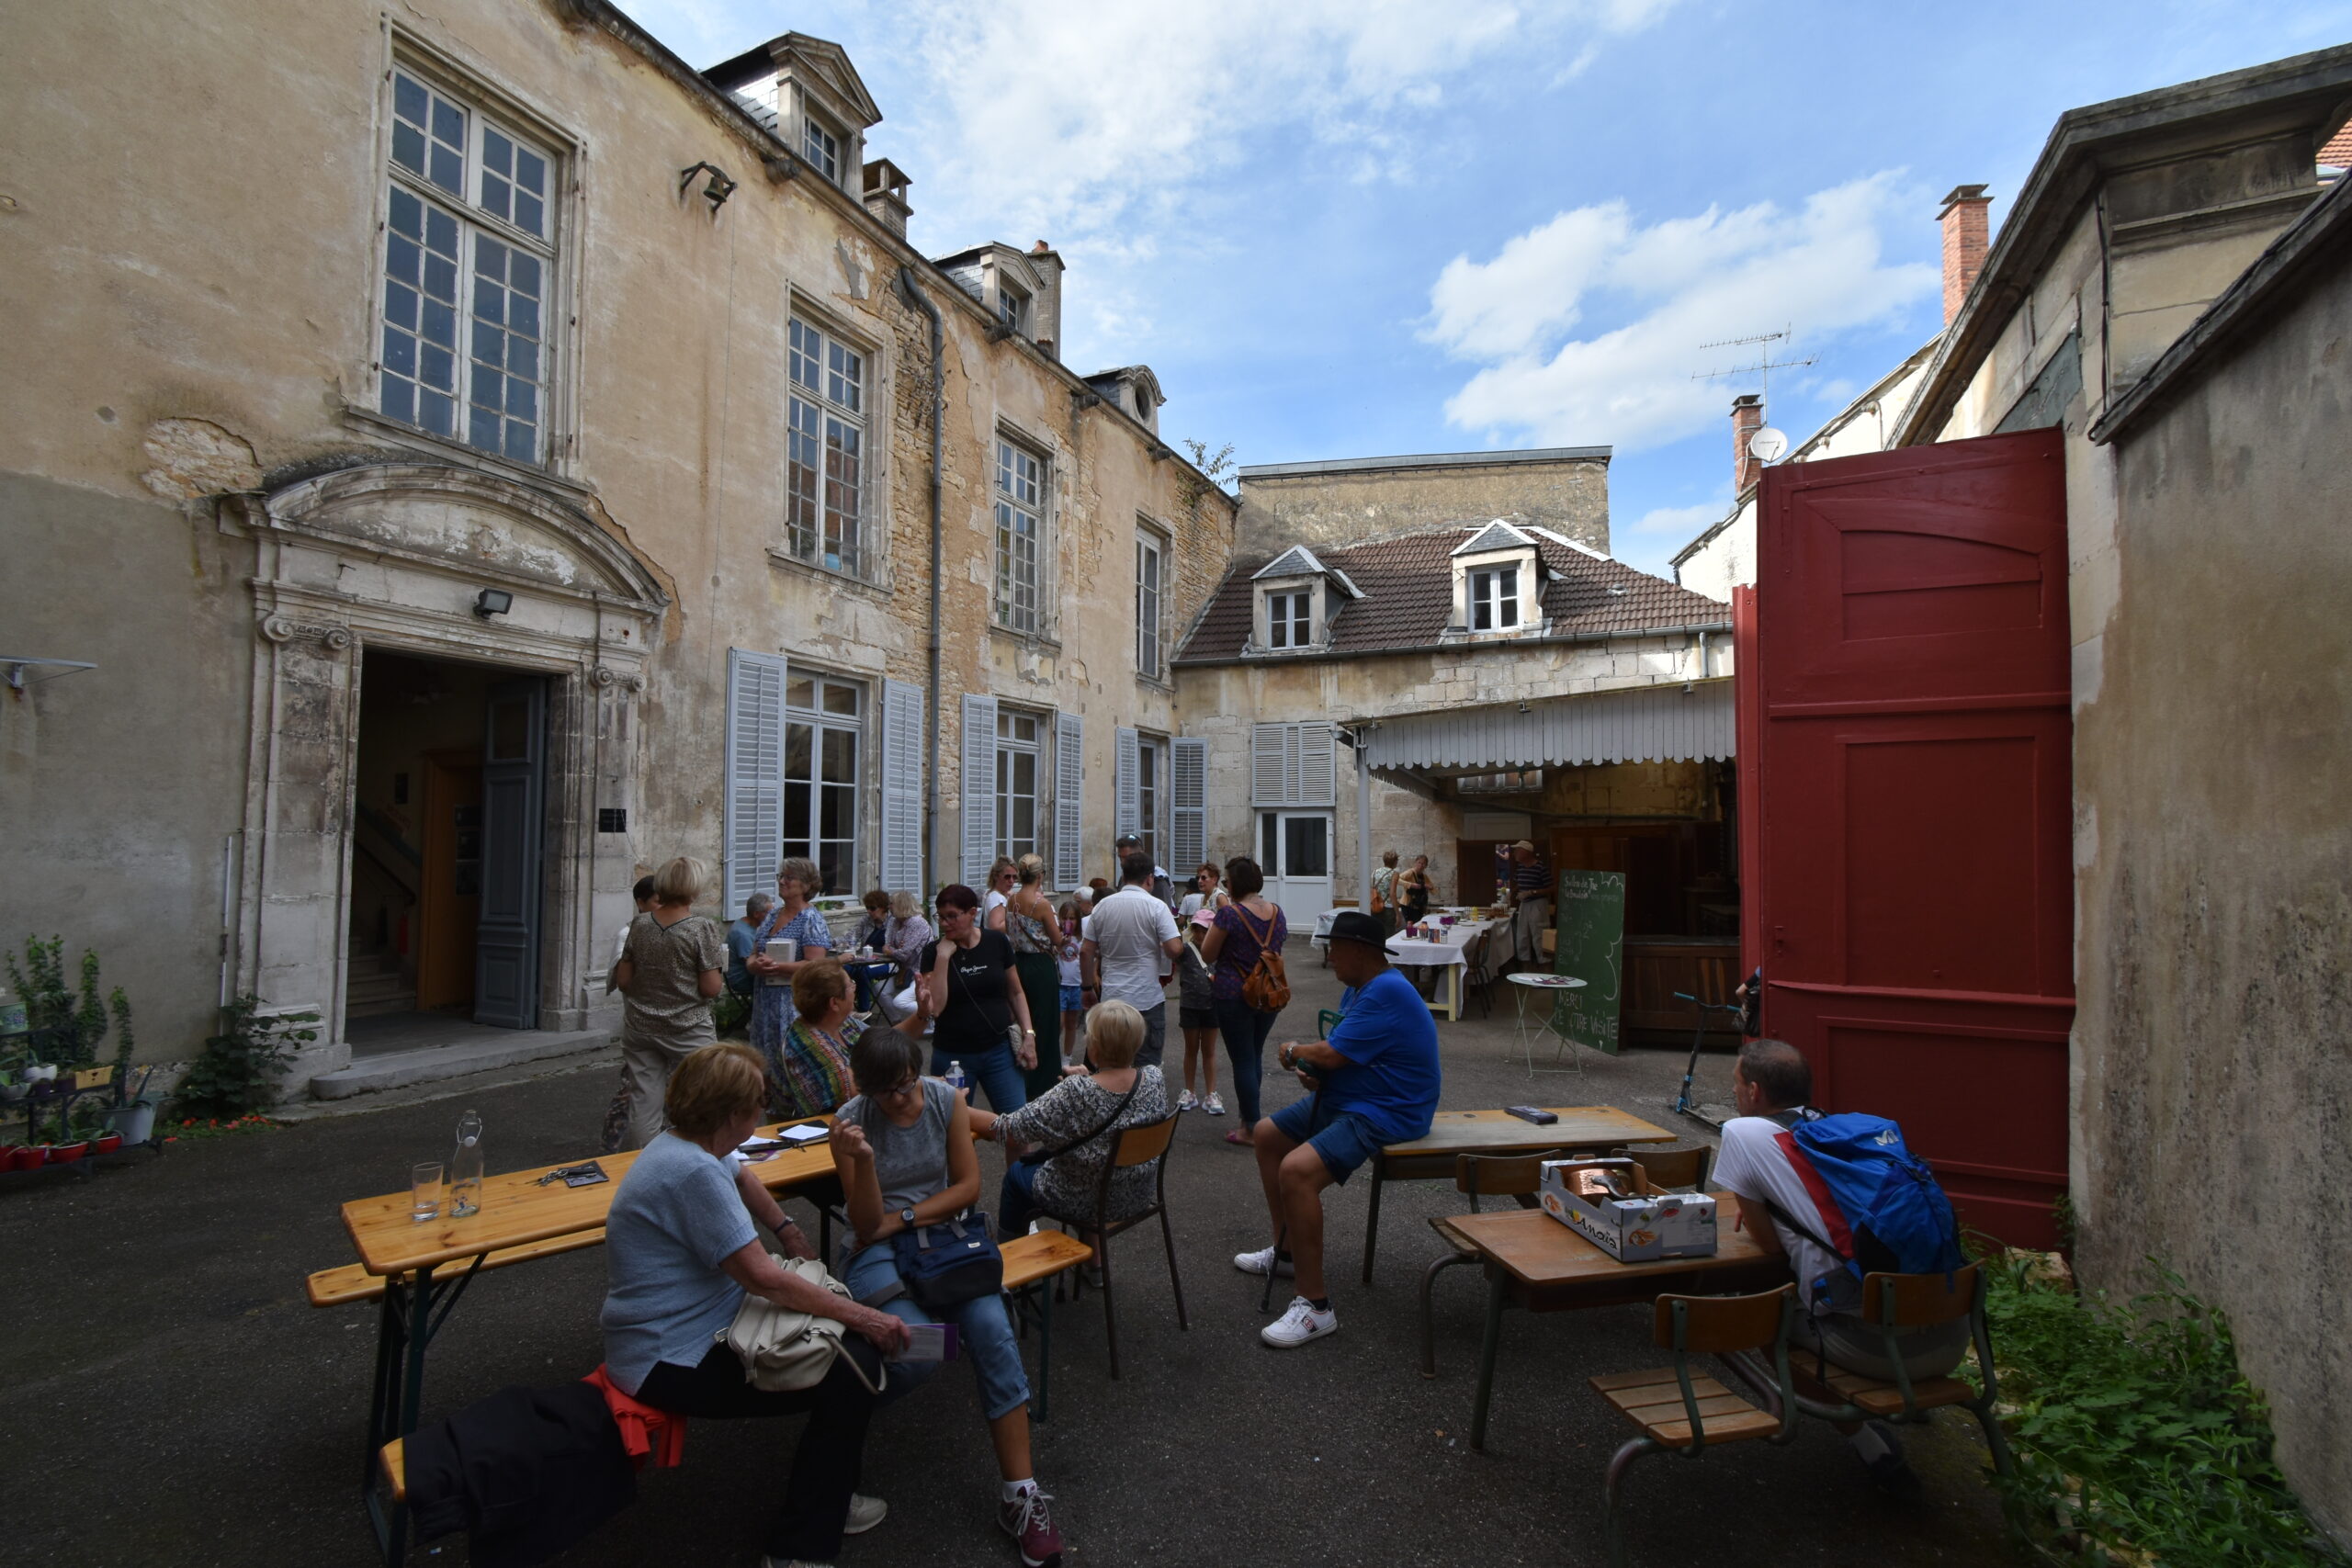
0;944;2023;1567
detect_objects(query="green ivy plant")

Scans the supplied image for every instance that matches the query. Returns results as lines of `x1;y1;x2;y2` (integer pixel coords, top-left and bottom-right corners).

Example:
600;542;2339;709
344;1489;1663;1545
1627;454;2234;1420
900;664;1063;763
175;995;321;1120
6;935;130;1072
1978;1249;2346;1566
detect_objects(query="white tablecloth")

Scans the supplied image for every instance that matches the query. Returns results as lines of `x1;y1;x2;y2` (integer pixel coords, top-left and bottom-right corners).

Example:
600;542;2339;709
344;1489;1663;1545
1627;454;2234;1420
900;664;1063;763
1384;919;1499;967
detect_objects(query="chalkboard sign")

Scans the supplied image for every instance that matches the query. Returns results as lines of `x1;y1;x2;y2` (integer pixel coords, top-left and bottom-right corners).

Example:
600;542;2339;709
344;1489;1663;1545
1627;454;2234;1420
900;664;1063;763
1553;869;1626;1055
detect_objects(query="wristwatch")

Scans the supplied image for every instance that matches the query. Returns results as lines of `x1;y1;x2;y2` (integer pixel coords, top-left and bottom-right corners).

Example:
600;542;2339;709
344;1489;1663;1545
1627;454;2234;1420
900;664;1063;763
899;1205;916;1228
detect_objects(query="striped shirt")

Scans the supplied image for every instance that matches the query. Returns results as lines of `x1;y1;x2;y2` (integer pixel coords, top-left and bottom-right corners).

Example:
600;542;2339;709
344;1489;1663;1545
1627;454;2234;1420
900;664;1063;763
1510;858;1555;897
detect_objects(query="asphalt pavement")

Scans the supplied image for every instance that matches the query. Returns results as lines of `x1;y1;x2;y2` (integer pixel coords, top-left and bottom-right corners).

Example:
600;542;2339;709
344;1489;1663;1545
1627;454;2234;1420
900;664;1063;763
0;946;2024;1567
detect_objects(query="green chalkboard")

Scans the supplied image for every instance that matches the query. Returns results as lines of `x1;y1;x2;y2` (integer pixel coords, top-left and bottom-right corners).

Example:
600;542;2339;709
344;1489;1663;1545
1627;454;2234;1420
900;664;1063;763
1553;869;1626;1055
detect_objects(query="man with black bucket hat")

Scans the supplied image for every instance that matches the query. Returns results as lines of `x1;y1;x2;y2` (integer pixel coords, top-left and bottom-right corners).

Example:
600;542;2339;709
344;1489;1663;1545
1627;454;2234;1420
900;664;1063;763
1234;910;1441;1348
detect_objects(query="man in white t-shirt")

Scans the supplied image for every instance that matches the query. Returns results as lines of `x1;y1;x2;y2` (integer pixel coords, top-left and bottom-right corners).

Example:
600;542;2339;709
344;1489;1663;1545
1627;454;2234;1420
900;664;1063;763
1081;852;1182;1067
1713;1037;1968;1500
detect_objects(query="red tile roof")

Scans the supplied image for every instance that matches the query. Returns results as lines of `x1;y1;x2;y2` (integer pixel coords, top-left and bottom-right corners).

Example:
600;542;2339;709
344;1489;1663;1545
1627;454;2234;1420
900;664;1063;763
2323;122;2352;171
1173;526;1726;664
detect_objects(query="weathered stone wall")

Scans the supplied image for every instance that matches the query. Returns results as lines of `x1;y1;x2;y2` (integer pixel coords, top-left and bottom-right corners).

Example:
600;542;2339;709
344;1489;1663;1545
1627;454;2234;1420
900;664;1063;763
0;0;1231;1065
2079;265;2352;1542
1237;454;1609;558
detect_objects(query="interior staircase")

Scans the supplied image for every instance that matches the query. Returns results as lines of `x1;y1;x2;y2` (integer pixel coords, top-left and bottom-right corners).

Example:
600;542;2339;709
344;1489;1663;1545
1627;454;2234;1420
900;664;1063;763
345;943;417;1019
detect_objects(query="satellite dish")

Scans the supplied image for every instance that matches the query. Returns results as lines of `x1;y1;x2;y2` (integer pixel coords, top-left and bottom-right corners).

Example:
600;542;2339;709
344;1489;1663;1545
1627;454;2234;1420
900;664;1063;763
1747;426;1790;463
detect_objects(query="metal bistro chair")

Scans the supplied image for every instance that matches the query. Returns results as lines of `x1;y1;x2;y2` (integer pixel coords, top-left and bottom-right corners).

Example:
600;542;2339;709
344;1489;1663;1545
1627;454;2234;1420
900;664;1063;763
1417;1149;1568;1378
1058;1111;1188;1380
1458;929;1499;1019
1724;1262;2015;1480
1589;1285;1799;1567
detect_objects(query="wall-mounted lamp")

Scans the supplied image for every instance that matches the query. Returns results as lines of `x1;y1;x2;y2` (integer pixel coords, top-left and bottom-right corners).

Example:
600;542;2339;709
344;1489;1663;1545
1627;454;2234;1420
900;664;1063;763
473;588;514;620
679;161;737;211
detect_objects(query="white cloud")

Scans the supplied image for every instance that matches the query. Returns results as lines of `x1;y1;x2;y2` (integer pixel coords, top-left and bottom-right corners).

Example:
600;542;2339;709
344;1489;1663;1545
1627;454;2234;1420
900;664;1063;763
1632;499;1725;536
1429;173;1937;451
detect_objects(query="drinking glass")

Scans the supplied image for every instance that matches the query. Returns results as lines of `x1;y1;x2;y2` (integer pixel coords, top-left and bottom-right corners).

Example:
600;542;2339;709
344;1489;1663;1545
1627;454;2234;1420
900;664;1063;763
411;1161;445;1223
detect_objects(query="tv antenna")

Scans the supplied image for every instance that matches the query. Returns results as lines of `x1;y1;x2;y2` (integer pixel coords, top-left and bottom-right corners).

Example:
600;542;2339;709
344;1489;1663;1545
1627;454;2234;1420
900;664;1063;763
1694;325;1815;465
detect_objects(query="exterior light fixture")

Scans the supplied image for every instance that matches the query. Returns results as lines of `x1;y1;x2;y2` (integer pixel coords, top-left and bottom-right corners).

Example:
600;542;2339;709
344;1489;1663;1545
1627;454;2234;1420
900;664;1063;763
473;588;514;620
679;161;737;211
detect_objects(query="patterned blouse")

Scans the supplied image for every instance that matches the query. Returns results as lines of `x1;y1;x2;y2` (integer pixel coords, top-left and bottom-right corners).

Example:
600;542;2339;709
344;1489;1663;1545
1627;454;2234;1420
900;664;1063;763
990;1066;1170;1222
763;1012;864;1121
748;903;836;1071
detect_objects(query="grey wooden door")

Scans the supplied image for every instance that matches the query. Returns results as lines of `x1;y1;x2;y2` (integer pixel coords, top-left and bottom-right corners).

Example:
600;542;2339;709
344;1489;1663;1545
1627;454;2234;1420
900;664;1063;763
473;676;546;1029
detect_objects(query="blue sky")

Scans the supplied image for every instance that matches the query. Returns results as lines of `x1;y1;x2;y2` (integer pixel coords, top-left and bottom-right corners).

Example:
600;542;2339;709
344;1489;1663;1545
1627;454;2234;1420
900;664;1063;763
629;0;2350;578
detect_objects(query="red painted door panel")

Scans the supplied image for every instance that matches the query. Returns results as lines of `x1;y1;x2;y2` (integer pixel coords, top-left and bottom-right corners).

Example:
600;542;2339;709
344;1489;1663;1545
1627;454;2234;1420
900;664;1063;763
1743;429;2073;1248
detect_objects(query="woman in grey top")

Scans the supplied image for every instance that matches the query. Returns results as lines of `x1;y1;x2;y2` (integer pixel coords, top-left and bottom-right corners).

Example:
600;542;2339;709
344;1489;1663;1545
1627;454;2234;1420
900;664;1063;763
829;1030;1066;1566
971;999;1169;1235
611;856;726;1149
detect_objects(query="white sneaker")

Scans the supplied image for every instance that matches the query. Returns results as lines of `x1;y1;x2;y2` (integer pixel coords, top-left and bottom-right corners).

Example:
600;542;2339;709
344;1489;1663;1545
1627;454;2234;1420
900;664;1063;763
844;1493;888;1535
1233;1245;1295;1278
1177;1089;1198;1111
1261;1295;1339;1348
1204;1092;1226;1116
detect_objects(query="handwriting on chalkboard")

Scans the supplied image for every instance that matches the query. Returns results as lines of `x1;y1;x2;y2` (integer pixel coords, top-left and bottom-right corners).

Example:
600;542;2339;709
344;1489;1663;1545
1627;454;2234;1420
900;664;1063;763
1553;870;1626;1056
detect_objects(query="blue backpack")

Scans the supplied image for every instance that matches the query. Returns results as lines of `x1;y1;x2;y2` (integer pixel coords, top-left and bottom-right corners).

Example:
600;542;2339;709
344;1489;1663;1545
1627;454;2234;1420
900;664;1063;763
1763;1111;1963;1314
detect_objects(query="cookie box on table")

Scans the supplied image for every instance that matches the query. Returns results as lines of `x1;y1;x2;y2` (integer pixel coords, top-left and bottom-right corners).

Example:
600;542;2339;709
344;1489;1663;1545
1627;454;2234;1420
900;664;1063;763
1537;1160;1718;1261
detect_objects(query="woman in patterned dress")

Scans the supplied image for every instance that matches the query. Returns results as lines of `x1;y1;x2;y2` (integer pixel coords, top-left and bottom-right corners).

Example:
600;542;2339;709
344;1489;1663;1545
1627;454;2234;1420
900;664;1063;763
746;856;834;1087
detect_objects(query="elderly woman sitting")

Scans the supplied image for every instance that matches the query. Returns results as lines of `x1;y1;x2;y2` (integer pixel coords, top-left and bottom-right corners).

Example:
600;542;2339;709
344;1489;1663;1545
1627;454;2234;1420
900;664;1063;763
759;958;864;1121
969;1000;1170;1239
602;1043;908;1566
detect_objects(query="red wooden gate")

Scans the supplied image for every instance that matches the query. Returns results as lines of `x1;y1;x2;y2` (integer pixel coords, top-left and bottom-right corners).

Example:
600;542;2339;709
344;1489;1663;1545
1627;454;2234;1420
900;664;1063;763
1736;428;2073;1248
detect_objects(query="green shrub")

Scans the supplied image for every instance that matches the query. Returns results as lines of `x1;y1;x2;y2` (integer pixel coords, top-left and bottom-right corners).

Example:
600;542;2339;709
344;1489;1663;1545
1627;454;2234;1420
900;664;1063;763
1981;1250;2346;1565
6;935;130;1072
175;995;321;1119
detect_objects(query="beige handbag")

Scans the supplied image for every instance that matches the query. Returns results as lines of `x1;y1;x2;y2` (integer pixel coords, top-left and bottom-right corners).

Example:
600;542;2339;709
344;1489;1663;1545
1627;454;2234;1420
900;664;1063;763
721;1255;888;1394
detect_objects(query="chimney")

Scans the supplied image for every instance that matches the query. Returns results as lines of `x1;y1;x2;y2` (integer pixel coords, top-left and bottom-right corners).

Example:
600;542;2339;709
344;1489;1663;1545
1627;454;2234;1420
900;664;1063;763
861;159;911;238
1939;184;1991;325
1025;240;1063;361
1731;394;1763;495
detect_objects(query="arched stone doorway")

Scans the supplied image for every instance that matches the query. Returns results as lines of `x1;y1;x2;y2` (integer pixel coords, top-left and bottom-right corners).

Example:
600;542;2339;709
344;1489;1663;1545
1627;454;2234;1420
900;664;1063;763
231;460;665;1091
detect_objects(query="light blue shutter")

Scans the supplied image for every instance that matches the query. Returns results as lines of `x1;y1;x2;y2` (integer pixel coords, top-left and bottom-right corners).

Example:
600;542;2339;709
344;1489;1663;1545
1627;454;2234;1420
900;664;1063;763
1171;737;1207;872
1250;723;1290;807
881;679;925;897
961;693;997;887
724;650;786;911
1053;711;1085;889
1299;722;1338;807
1114;726;1140;840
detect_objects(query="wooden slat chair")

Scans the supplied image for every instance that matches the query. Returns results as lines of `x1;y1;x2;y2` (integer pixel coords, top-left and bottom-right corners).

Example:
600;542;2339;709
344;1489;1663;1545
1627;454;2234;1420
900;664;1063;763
1589;1286;1798;1567
1458;930;1498;1019
1609;1144;1711;1193
1052;1111;1187;1380
1728;1263;2014;1478
1418;1149;1568;1378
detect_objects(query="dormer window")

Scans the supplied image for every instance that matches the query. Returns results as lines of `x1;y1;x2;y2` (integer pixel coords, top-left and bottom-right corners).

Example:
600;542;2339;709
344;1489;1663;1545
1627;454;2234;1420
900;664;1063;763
1469;565;1521;630
1267;589;1312;649
998;283;1029;336
803;116;842;183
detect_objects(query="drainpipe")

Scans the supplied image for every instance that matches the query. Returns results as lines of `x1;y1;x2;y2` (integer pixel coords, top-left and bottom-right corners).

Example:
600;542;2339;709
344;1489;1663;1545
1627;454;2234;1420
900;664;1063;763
897;265;945;889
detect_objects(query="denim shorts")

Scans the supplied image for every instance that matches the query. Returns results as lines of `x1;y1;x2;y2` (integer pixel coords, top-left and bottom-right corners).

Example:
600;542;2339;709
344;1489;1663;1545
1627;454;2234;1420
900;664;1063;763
1268;1095;1386;1184
838;1236;1030;1420
1058;985;1083;1012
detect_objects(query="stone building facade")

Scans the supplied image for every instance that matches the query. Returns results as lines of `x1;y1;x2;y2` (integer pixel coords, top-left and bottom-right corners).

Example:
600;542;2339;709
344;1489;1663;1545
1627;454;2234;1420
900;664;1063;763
1234;447;1610;558
0;0;1233;1090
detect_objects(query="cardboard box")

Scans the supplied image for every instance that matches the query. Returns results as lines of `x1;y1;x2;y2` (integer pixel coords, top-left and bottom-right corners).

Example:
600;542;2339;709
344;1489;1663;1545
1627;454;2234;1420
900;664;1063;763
1539;1161;1718;1261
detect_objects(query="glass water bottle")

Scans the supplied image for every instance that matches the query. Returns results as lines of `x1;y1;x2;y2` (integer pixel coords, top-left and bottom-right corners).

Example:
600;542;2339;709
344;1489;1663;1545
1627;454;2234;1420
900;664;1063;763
450;1109;484;1218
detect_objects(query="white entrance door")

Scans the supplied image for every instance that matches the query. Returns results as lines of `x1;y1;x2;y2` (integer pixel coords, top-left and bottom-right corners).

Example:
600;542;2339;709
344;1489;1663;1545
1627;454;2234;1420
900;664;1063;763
1260;811;1333;932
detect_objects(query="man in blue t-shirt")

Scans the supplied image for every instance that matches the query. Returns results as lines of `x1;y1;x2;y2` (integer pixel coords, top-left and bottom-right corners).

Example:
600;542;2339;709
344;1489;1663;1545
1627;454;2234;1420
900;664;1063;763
1235;910;1441;1348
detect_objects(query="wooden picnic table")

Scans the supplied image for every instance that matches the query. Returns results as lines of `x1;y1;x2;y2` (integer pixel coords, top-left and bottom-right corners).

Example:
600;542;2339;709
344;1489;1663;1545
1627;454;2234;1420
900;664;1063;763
1446;1204;1788;1450
341;1121;842;1563
1359;1106;1676;1282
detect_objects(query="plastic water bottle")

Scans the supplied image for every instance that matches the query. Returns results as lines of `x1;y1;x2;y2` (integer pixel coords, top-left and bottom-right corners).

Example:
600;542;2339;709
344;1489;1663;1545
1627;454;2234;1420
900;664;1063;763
944;1060;968;1098
450;1109;484;1218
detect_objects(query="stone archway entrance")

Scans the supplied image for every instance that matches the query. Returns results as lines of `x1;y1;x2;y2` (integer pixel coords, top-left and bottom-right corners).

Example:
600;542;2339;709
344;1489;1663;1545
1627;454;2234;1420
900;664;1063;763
230;460;665;1094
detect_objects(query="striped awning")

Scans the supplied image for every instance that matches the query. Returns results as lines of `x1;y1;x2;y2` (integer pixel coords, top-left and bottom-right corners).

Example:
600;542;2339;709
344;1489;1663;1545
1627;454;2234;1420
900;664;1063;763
1356;681;1734;773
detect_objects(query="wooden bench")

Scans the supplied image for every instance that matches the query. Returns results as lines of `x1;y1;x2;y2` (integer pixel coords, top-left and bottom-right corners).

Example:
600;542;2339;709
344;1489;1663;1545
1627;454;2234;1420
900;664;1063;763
374;1228;1096;1504
306;1229;609;1307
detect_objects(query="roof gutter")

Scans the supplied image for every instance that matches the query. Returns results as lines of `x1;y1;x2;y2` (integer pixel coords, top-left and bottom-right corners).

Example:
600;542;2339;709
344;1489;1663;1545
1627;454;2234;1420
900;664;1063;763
1170;619;1733;672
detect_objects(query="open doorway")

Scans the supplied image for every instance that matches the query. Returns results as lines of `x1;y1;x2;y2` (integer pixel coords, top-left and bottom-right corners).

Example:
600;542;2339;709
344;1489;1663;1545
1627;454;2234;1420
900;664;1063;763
349;650;548;1052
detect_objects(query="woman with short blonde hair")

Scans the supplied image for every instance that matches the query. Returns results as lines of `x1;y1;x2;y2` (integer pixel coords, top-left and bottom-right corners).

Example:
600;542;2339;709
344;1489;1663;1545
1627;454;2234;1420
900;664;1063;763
611;856;726;1148
969;998;1169;1239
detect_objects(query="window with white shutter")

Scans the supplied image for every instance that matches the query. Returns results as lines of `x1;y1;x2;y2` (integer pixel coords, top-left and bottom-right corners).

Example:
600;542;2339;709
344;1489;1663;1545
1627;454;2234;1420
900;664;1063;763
1171;738;1206;873
960;693;998;887
1054;712;1085;889
1250;721;1337;808
724;650;786;911
1114;727;1140;844
880;679;924;897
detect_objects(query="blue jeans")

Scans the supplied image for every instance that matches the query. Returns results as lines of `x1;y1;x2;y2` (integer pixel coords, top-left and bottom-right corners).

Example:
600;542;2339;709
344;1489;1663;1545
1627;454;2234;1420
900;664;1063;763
839;1236;1030;1420
1215;996;1280;1126
999;1156;1046;1237
930;1042;1026;1113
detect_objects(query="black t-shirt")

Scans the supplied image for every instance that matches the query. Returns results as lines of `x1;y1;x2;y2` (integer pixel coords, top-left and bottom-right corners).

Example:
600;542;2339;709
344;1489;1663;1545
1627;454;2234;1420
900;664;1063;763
920;931;1017;1055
